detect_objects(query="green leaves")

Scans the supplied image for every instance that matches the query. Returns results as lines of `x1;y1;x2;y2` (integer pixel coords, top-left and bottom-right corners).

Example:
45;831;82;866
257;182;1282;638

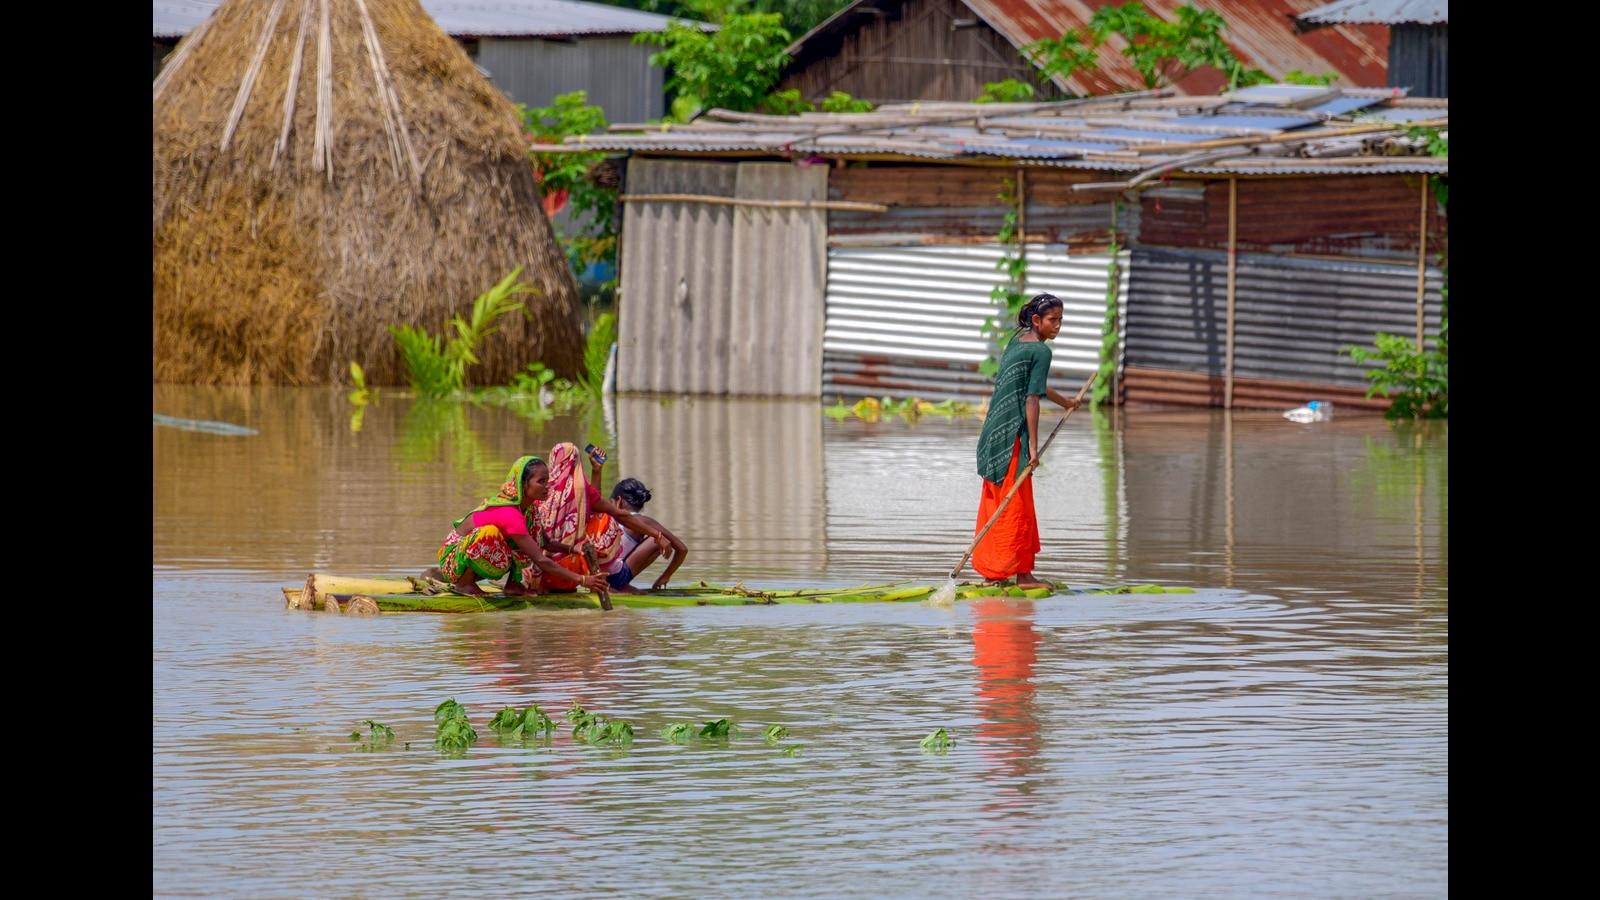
698;718;742;740
1342;332;1448;420
1022;1;1271;93
1095;222;1122;407
433;699;478;754
920;728;956;753
634;15;793;118
392;267;537;399
488;705;555;742
975;79;1036;104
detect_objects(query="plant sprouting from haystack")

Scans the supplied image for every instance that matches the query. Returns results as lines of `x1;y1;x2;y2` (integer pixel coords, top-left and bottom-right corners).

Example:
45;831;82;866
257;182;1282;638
391;267;539;398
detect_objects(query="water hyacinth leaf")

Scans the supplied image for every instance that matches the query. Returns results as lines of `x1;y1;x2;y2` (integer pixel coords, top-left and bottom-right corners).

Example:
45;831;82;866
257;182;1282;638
781;745;802;757
920;728;955;753
763;724;789;743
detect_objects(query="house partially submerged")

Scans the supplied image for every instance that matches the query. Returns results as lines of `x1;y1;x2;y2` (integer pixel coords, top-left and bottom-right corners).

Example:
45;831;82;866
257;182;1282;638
776;0;1394;106
153;0;586;385
154;0;716;123
557;84;1447;410
1292;0;1447;98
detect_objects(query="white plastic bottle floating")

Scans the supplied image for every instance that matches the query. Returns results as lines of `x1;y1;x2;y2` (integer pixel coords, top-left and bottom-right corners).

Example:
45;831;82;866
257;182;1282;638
1283;399;1331;423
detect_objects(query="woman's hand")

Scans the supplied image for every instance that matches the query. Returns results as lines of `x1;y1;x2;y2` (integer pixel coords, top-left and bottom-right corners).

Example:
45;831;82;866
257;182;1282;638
652;573;672;591
581;572;609;593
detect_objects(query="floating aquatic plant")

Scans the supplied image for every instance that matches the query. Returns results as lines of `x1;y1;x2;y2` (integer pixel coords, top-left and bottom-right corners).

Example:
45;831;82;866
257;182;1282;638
780;745;802;757
348;719;396;752
698;718;742;740
762;724;789;743
434;699;478;754
661;722;695;742
920;728;956;753
488;705;555;742
565;700;634;746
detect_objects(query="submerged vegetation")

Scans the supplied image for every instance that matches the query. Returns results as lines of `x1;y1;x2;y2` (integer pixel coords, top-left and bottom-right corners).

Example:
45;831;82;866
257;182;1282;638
433;699;478;754
1342;125;1448;421
824;396;982;423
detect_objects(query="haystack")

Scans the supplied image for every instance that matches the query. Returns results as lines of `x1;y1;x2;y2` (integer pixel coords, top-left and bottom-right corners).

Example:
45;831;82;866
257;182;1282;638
153;0;585;385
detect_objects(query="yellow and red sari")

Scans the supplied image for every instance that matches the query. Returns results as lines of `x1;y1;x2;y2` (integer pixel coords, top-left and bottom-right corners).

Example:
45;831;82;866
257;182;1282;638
437;455;542;585
535;443;625;590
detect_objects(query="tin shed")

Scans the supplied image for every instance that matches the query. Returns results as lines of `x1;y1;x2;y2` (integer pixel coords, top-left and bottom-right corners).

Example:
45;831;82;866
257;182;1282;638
558;84;1447;411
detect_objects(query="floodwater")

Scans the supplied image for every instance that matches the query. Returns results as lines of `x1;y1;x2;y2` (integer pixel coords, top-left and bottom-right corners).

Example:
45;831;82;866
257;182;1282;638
152;384;1447;898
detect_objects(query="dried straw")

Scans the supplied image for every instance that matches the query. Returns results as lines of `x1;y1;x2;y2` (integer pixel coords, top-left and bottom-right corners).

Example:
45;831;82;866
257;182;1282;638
153;0;584;386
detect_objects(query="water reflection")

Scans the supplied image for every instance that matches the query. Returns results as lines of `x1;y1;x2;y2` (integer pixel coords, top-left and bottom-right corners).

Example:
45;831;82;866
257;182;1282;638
153;385;1446;898
616;396;827;579
970;599;1043;811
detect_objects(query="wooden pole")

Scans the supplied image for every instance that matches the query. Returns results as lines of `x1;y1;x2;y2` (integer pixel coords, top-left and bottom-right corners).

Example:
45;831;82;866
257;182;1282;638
1416;177;1429;347
1224;178;1238;409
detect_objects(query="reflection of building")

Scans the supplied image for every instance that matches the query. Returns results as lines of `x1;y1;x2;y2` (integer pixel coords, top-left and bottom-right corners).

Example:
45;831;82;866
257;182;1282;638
971;599;1044;794
613;396;828;577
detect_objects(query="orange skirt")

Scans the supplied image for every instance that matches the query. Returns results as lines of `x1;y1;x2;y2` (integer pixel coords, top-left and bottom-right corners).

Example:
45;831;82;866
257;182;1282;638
528;513;624;590
971;437;1038;581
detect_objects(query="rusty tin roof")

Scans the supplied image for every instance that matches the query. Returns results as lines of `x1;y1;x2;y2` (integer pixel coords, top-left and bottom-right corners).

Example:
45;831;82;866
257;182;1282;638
556;85;1446;182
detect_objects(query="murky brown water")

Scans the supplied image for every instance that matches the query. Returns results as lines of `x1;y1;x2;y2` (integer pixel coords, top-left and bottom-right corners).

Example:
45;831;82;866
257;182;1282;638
153;385;1446;898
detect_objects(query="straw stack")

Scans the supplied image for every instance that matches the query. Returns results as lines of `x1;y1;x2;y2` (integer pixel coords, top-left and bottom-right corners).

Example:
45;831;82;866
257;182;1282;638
153;0;585;385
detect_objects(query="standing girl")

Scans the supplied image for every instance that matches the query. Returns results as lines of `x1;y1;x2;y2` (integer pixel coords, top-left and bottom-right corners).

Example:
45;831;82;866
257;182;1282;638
971;293;1081;589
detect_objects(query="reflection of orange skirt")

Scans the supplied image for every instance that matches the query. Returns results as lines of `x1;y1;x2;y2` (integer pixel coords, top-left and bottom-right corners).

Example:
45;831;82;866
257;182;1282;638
534;513;624;590
972;437;1038;581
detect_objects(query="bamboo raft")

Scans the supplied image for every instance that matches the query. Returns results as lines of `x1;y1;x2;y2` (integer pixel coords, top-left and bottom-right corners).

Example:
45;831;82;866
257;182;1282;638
283;574;1191;614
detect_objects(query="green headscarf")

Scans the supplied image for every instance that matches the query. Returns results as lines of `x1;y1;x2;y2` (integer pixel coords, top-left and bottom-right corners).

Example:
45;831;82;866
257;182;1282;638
454;455;544;530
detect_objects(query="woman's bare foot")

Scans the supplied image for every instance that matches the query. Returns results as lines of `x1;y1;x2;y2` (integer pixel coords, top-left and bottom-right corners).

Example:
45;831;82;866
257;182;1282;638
419;567;444;582
1015;573;1052;590
451;576;489;597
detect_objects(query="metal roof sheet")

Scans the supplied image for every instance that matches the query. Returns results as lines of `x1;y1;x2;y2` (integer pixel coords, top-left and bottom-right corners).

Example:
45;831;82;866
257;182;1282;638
785;0;1394;98
154;0;711;40
565;86;1447;181
1294;0;1448;25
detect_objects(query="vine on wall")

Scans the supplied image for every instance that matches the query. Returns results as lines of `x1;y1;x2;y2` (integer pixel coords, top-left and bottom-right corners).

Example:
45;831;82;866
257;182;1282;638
981;174;1029;378
1095;208;1121;407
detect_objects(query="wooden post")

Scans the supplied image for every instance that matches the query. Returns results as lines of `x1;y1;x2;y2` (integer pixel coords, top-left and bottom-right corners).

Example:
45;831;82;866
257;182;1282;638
1224;178;1238;409
1416;177;1429;347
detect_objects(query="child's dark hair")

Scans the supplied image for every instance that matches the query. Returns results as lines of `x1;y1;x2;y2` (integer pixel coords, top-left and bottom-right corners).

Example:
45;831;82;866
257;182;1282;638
1016;293;1064;334
611;477;652;509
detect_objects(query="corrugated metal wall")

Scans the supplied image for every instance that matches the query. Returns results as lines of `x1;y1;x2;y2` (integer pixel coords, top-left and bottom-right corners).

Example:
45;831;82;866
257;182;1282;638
821;244;1127;401
617;159;827;396
828;166;1135;251
1390;24;1448;98
1124;247;1443;407
477;37;664;124
1136;175;1446;263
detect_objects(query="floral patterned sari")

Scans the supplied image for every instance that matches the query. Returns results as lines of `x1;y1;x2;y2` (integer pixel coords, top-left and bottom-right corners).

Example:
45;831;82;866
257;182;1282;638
536;443;625;588
436;455;543;585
